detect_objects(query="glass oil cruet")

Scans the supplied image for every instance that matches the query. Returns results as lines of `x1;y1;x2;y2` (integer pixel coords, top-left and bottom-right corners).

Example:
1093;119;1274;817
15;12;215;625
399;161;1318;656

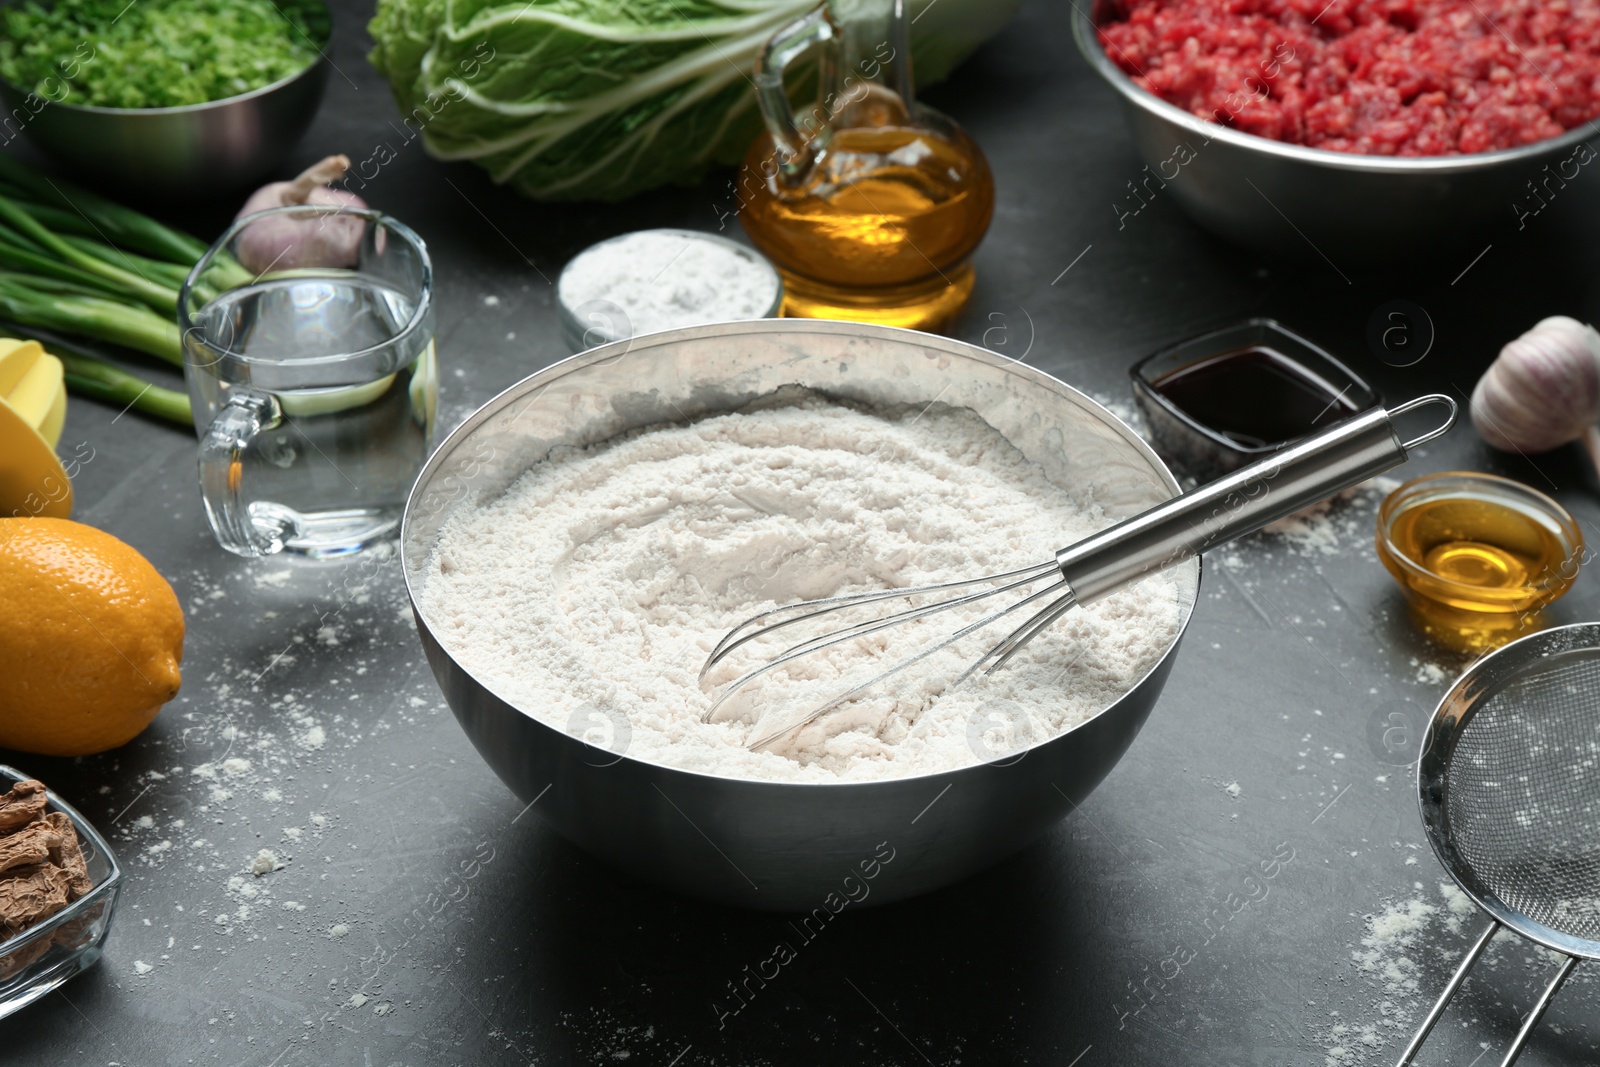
737;0;994;331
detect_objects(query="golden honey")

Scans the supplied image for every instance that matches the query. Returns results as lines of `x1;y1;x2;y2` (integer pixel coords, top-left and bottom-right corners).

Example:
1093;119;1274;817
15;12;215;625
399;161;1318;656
1376;473;1582;649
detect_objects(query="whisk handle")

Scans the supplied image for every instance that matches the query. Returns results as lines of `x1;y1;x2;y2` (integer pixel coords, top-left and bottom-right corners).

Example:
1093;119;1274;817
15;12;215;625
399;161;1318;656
1056;395;1457;605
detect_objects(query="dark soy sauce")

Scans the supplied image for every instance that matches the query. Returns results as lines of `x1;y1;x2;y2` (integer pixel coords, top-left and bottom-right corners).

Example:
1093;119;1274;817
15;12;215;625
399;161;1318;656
1151;345;1362;448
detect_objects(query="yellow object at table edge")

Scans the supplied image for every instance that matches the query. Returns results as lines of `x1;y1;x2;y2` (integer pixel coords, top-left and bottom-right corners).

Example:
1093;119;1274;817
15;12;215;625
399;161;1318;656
0;339;66;447
0;338;71;519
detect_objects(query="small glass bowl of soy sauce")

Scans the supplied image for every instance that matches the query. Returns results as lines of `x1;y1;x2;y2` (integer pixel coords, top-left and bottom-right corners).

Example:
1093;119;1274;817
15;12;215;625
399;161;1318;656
1130;319;1380;482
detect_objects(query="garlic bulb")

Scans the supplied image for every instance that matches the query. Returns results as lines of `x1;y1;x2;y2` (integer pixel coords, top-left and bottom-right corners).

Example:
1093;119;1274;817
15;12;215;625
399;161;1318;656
233;155;369;275
1470;316;1600;453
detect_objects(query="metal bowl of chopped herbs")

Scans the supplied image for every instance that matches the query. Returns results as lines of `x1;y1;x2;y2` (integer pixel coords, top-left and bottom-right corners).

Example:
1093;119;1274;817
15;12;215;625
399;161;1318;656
0;0;333;195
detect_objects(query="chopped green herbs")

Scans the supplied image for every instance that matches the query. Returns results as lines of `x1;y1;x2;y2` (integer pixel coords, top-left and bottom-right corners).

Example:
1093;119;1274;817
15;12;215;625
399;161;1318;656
0;0;330;109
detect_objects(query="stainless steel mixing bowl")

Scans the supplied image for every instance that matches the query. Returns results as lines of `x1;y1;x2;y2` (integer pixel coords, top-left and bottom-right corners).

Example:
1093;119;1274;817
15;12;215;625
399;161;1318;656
0;2;330;195
1072;0;1598;260
400;320;1199;910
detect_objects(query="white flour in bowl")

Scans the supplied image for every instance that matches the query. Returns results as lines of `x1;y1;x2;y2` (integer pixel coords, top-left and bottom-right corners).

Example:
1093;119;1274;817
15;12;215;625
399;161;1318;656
420;395;1186;783
558;230;779;337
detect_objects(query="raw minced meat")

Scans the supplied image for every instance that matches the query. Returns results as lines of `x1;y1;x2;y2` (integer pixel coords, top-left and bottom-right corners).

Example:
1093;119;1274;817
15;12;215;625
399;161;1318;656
1098;0;1600;155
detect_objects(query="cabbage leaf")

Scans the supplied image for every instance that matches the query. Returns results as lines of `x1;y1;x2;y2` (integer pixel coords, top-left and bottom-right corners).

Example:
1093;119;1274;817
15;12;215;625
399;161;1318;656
368;0;1020;201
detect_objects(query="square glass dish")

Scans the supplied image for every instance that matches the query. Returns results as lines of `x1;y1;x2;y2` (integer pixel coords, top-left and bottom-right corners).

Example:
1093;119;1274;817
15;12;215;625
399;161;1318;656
1130;318;1380;482
0;765;121;1019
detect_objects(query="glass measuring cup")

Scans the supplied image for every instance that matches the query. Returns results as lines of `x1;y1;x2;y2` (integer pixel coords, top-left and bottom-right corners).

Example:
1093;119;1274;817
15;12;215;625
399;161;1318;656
737;0;994;331
179;206;437;559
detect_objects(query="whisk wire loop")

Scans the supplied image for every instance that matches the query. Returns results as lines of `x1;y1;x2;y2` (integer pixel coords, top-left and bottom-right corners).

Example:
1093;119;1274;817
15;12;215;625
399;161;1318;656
963;585;1079;681
743;576;1075;750
702;565;1061;725
699;561;1058;683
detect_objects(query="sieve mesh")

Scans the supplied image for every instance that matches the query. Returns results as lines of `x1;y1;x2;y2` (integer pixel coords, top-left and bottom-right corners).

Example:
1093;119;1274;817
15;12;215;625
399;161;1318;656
1445;650;1600;944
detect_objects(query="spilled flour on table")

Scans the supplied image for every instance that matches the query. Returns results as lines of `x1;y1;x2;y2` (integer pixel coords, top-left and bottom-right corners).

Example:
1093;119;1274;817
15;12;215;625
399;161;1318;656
1352;896;1439;998
1262;477;1401;557
1410;658;1450;686
1318;880;1600;1065
96;542;460;984
1318;883;1459;1064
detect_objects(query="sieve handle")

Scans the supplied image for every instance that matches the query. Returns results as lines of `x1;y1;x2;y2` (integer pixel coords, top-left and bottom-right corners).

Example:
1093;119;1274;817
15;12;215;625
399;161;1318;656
1056;395;1457;605
1394;920;1499;1067
1396;920;1578;1067
1495;953;1579;1067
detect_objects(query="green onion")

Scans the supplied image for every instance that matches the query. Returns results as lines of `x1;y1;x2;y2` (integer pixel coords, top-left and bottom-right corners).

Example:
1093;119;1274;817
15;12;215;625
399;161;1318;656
55;349;191;427
0;155;258;422
0;199;102;241
0;215;46;253
0;154;210;265
60;235;193;290
0;193;178;312
0;232;128;297
0;273;182;365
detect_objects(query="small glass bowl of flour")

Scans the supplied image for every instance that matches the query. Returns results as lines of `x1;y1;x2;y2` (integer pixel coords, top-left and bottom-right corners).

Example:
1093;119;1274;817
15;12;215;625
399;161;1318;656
557;229;783;352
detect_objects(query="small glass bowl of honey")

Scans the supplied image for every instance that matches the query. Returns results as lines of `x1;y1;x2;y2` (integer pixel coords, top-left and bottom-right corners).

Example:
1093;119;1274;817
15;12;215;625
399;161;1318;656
1376;472;1583;650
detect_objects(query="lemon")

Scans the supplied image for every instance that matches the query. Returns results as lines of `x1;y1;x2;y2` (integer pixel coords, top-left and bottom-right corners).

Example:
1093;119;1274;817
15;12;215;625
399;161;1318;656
0;518;184;756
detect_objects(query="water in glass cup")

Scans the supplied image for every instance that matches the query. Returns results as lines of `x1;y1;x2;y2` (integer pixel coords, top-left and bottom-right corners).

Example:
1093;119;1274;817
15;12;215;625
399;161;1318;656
181;208;437;559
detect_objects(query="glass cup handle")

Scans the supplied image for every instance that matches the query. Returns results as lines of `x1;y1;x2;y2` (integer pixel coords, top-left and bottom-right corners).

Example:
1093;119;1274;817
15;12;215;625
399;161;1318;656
753;5;839;183
198;390;283;558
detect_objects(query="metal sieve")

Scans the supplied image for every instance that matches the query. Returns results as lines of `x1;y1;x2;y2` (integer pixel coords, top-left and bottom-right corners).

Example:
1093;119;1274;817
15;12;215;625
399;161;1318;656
1399;622;1600;1067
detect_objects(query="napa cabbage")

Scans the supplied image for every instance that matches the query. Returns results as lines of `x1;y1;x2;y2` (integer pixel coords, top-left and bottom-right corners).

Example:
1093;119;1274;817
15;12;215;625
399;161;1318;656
367;0;1020;201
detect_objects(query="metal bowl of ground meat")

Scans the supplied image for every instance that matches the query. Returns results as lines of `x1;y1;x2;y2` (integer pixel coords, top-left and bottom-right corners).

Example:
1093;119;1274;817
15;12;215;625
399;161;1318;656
1073;0;1600;262
400;319;1200;910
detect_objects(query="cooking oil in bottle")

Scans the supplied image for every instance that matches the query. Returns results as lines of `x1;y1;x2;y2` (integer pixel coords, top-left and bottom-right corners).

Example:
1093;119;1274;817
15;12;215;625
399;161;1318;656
737;2;994;331
739;118;993;329
1376;474;1582;649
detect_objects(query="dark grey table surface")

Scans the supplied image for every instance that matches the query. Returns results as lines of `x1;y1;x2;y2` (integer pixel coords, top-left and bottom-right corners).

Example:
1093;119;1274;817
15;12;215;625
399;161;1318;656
7;2;1600;1065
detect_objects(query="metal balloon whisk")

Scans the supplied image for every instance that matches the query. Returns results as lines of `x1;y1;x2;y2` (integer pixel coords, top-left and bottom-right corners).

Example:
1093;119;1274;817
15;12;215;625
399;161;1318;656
702;396;1457;750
